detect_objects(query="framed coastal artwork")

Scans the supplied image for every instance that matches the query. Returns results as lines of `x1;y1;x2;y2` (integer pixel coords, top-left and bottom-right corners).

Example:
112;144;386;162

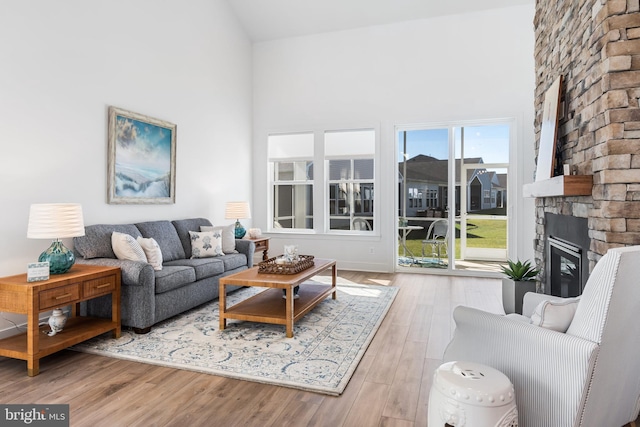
535;75;563;182
107;106;176;204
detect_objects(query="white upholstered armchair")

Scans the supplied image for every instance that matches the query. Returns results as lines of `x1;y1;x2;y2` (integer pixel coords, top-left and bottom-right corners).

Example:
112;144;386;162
442;246;640;427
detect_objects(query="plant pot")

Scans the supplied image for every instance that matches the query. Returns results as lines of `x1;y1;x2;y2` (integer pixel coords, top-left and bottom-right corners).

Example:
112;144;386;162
502;278;537;315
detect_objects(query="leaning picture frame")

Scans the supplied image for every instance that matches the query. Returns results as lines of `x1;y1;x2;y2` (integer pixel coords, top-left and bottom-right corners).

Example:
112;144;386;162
535;75;563;182
107;106;176;204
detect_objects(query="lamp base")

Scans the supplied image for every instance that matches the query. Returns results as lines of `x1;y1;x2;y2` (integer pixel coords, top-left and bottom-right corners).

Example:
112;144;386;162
39;240;75;274
234;220;246;239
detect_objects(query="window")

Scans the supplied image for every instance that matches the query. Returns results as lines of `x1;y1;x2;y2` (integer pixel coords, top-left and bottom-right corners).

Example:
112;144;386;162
408;188;423;208
483;189;491;204
326;130;375;231
268;127;376;233
268;133;314;230
426;189;438;208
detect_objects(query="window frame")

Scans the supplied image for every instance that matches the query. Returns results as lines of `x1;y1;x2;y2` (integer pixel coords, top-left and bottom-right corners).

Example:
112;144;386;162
326;156;375;233
267;125;379;236
271;160;314;230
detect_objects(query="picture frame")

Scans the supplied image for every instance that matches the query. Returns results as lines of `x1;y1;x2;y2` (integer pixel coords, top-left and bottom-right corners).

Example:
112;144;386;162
535;75;563;182
27;262;49;282
107;106;176;204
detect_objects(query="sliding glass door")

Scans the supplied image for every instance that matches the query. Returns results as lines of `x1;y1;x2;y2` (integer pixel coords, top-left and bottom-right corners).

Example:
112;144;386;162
396;122;512;273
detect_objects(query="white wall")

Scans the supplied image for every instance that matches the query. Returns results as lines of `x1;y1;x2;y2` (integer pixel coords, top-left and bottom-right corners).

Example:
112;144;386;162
0;0;252;331
252;5;536;272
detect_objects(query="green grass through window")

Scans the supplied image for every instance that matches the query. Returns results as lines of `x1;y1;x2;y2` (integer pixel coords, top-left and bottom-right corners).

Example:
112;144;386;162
399;219;506;260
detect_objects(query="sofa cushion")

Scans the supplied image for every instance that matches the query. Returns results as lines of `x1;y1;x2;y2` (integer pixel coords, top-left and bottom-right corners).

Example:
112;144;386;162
112;232;147;262
74;224;143;259
172;218;213;258
164;258;225;280
220;253;248;271
201;224;236;254
154;265;196;294
137;237;163;271
135;220;186;262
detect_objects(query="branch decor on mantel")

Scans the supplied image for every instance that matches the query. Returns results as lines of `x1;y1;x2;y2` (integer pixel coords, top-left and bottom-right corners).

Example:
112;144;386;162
536;75;563;182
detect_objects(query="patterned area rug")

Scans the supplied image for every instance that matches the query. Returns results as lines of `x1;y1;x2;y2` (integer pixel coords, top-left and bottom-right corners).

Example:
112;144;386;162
72;278;398;396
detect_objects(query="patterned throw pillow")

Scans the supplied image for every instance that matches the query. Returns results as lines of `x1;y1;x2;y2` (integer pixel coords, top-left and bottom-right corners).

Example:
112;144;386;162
200;224;236;253
137;236;163;270
112;232;147;262
189;230;224;258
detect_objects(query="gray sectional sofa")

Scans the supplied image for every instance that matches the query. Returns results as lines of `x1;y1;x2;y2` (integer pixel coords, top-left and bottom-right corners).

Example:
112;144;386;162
73;218;254;333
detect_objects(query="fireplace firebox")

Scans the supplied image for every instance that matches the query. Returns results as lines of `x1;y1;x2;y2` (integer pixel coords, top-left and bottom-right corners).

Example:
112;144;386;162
547;237;583;297
543;213;589;296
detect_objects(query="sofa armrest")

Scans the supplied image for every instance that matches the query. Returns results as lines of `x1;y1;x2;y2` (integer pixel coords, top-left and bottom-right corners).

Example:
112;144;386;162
444;305;598;426
234;239;256;268
76;258;155;288
76;258;156;330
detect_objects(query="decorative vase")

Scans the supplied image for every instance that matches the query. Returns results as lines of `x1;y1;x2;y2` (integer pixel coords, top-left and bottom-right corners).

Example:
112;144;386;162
47;308;67;336
284;245;298;263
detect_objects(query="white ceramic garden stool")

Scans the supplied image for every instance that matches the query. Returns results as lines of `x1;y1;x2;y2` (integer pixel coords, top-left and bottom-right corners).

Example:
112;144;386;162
428;361;518;427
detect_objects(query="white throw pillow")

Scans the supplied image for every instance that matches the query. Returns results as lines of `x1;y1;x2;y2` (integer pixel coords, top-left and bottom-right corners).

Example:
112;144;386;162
530;297;580;332
112;232;147;263
189;230;224;258
200;224;236;253
137;236;163;271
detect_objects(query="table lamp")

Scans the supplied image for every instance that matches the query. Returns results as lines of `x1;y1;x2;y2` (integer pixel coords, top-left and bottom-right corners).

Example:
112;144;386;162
225;201;251;238
27;203;85;274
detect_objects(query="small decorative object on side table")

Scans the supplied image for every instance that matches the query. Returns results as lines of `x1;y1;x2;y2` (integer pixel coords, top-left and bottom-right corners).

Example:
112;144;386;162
47;308;67;336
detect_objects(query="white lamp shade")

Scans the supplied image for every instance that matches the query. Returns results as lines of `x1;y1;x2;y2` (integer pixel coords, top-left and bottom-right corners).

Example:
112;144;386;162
27;203;85;239
225;201;251;220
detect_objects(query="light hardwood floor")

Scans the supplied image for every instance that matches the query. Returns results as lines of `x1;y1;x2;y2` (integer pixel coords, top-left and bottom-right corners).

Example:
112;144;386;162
0;271;637;426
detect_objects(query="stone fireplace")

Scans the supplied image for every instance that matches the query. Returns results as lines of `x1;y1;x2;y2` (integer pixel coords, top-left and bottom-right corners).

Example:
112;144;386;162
533;0;640;293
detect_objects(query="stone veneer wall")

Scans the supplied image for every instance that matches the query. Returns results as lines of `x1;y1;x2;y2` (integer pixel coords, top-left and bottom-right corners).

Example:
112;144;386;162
533;0;640;288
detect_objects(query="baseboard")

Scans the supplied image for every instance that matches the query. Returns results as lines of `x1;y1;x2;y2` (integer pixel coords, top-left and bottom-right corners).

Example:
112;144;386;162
336;260;392;273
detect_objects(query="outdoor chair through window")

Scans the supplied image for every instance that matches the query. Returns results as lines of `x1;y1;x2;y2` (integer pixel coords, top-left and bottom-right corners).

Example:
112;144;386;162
421;218;448;263
352;217;372;231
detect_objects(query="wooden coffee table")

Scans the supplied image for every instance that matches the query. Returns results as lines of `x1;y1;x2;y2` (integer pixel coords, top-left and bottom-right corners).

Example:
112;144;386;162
219;258;337;338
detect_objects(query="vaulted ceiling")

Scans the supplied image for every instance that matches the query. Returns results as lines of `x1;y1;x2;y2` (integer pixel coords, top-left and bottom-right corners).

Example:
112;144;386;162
226;0;535;42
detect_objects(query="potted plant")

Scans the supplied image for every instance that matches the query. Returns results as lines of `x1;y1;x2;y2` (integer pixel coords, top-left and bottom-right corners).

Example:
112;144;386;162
501;259;540;315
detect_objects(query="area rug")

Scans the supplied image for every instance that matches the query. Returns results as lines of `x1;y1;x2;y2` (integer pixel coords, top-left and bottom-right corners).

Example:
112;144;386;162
72;278;398;396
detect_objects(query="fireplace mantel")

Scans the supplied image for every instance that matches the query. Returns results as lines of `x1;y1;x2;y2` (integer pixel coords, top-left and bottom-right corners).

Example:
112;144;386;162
523;175;592;198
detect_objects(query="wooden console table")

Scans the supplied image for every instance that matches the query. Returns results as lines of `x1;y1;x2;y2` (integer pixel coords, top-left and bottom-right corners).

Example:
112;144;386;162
0;264;121;376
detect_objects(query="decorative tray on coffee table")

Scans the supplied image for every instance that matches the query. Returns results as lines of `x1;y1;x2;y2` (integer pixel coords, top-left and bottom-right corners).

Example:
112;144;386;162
258;255;315;274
